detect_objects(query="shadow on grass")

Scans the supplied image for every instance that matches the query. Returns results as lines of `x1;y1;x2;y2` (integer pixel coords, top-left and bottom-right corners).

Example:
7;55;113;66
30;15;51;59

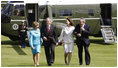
1;40;27;55
90;39;114;45
7;64;69;67
7;64;50;67
7;65;33;67
1;40;20;45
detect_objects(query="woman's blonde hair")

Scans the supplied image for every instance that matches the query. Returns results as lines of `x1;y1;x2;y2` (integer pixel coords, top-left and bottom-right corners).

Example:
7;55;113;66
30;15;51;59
33;21;39;28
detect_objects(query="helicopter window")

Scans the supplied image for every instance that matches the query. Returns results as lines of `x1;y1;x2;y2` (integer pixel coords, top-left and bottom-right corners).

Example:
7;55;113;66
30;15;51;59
2;4;13;16
88;9;94;16
59;9;72;17
14;5;24;16
7;4;13;16
1;1;8;11
20;5;24;8
52;10;56;17
59;10;63;16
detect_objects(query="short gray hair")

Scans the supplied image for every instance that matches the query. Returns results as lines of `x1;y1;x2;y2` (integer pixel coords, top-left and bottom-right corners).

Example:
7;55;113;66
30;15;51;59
80;17;86;23
46;17;52;23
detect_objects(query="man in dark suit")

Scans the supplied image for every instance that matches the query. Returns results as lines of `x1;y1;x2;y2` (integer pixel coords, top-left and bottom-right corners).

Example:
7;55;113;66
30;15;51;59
73;17;91;65
41;18;58;66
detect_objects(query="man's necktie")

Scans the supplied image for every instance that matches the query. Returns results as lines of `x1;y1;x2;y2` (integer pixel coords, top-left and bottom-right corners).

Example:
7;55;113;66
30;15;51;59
80;26;82;34
47;25;50;33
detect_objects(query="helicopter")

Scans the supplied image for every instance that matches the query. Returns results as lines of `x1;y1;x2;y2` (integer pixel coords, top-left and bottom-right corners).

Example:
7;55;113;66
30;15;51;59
1;1;117;43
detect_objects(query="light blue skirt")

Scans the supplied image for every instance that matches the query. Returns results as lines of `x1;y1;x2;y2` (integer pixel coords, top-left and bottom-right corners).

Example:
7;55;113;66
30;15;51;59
31;45;41;54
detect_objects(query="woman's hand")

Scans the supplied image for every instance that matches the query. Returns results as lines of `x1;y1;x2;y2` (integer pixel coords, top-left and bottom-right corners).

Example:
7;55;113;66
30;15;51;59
31;46;34;49
44;37;47;41
56;42;58;46
62;41;65;46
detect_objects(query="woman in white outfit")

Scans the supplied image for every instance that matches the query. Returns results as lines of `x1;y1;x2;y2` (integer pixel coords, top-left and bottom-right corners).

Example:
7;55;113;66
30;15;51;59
56;18;75;65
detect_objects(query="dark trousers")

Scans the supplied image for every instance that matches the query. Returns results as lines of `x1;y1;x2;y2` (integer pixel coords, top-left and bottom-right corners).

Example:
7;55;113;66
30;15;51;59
44;42;55;65
76;40;90;65
20;35;26;48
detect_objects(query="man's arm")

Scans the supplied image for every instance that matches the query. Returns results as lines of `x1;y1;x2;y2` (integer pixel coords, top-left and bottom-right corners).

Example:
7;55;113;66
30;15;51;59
41;25;47;41
82;25;91;35
40;26;44;38
73;25;78;36
54;26;58;43
29;31;34;49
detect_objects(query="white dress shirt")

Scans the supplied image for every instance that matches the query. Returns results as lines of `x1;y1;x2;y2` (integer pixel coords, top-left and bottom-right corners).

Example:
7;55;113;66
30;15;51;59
48;24;51;30
59;26;75;43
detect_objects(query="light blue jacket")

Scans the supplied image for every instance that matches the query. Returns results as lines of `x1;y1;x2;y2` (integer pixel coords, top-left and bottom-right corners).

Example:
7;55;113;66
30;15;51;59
29;29;41;47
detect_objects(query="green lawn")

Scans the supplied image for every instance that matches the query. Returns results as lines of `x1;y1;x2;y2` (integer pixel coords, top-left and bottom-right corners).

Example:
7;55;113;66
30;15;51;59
1;35;117;67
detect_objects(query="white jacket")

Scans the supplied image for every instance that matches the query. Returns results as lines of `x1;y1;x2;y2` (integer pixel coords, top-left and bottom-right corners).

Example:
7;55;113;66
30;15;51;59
59;26;75;43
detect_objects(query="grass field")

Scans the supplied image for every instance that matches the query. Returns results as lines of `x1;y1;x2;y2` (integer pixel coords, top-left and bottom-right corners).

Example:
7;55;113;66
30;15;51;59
1;35;117;67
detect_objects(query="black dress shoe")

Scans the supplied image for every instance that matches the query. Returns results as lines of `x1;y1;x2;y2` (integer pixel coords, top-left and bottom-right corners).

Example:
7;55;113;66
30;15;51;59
51;61;54;64
48;64;52;66
80;63;83;65
86;64;90;65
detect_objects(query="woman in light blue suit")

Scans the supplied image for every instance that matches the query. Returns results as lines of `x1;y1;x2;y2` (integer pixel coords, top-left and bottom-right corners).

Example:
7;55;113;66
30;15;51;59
29;21;41;66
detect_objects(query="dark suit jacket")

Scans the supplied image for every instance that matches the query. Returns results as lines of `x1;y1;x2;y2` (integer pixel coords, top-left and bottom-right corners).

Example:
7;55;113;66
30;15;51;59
41;24;58;44
19;25;27;36
73;24;91;45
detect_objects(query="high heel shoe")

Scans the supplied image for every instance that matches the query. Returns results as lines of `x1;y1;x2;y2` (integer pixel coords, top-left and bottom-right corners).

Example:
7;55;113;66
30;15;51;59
37;64;39;66
34;64;37;67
